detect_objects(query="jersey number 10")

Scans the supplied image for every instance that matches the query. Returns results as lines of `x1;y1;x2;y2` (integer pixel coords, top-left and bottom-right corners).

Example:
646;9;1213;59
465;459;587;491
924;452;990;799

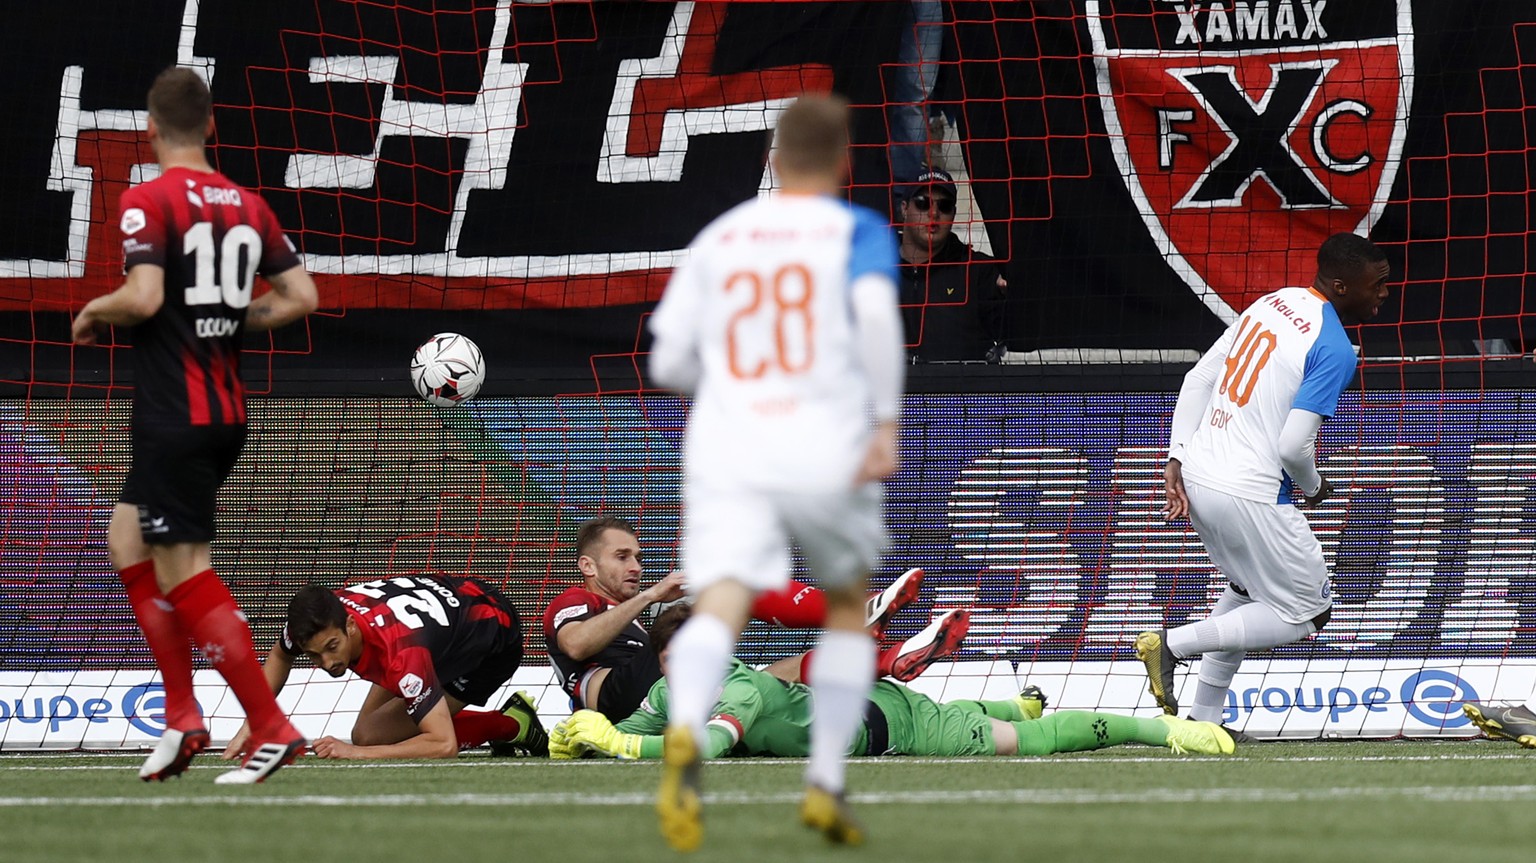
183;222;261;309
724;263;815;379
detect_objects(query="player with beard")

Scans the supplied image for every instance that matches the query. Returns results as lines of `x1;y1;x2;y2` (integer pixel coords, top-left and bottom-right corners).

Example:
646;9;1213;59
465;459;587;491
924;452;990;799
543;516;961;724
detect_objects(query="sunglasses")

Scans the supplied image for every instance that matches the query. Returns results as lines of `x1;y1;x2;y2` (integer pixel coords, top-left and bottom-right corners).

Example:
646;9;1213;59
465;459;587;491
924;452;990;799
909;193;956;215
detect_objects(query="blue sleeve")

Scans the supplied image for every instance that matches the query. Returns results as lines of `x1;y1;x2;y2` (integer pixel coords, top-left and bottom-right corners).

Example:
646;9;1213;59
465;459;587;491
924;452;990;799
1292;306;1357;418
846;204;899;286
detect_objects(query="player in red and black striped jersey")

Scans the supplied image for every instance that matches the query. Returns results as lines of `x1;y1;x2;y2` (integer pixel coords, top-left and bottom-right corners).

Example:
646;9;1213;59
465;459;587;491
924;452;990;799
222;575;545;760
71;67;319;785
544;517;689;722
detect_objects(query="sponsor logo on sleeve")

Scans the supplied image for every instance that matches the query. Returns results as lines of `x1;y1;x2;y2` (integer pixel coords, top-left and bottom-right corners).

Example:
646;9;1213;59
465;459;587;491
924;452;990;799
399;672;425;699
553;605;589;628
119;208;147;236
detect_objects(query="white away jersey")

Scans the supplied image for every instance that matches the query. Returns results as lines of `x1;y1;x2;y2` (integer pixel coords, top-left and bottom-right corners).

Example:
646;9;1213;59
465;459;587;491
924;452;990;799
649;194;899;492
1179;286;1357;503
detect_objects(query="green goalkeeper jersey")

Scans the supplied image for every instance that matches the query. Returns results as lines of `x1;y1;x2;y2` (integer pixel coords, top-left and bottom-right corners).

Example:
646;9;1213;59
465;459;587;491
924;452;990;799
613;658;999;758
618;659;827;758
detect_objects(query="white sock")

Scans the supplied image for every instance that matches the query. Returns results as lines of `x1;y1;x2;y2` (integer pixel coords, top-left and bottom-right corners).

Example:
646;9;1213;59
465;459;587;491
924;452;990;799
663;613;736;740
1167;587;1250;658
805;630;876;793
1189;650;1244;723
1525;686;1536;713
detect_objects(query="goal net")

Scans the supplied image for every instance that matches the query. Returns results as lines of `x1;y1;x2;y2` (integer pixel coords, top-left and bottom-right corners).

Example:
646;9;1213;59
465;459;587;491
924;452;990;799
1;0;1531;748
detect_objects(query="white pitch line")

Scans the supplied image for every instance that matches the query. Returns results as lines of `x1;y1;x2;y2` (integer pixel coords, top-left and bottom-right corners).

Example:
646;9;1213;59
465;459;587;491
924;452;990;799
2;752;1531;771
0;786;1534;808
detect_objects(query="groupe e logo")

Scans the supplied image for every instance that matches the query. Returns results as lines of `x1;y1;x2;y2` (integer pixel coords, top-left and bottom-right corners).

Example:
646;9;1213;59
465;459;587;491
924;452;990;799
0;682;204;736
1400;670;1478;729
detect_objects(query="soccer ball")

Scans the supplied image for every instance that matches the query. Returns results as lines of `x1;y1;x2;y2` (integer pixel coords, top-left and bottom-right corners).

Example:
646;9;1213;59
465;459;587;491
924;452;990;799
410;333;485;407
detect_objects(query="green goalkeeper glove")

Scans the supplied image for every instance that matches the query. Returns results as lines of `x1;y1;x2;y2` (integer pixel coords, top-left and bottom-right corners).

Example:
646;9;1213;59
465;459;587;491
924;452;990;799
548;714;584;760
558;709;644;760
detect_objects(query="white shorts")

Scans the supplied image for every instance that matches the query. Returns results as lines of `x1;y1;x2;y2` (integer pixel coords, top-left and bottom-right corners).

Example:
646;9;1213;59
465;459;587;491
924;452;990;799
682;481;886;594
1186;480;1331;624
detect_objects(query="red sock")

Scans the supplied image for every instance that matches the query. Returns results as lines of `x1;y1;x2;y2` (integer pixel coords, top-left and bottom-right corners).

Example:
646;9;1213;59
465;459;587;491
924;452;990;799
119;560;202;731
750;580;826;628
452;710;522;748
167;570;294;741
807;647;897;684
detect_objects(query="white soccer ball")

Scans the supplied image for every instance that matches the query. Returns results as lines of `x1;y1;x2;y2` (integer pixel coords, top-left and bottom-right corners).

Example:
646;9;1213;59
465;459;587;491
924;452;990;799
410;333;485;407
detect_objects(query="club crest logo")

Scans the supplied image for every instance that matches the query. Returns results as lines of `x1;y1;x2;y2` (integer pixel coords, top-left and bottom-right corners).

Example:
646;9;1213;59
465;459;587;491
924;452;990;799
1087;0;1413;318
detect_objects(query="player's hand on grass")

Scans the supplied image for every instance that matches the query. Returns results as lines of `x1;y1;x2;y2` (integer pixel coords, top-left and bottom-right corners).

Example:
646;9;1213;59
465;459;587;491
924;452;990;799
548;715;580;759
1163;459;1189;520
221;722;253;759
855;421;899;484
1301;476;1335;508
311;736;359;759
557;709;642;760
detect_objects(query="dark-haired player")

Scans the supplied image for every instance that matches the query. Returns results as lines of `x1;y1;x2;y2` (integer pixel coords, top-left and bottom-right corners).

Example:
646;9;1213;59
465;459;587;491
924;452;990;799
1138;233;1391;726
224;574;545;760
72;66;319;785
648;94;907;848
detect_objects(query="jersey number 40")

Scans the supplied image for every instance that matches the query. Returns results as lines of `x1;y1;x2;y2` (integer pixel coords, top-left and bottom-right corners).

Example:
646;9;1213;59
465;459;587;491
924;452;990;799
1219;315;1277;408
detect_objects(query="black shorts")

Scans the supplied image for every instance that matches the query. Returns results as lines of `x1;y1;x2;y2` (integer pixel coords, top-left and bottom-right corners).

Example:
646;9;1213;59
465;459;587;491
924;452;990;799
440;583;524;706
120;424;246;545
595;646;662;722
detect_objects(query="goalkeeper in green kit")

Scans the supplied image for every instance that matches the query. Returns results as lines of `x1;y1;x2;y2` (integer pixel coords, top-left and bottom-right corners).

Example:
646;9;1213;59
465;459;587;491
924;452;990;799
551;604;1237;760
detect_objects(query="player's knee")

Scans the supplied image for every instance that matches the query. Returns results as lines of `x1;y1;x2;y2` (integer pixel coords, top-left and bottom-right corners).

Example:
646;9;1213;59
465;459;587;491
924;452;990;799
1308;608;1332;633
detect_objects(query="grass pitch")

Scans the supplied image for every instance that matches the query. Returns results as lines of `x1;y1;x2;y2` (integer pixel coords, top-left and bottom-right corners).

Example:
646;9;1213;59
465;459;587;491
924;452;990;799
1;741;1528;863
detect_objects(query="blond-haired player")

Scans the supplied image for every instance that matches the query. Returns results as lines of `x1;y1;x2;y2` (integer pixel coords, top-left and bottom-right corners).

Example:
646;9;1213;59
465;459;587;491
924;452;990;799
648;94;904;850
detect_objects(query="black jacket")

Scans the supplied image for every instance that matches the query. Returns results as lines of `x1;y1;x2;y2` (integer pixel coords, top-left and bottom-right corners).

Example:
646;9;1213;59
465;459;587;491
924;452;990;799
896;232;1007;362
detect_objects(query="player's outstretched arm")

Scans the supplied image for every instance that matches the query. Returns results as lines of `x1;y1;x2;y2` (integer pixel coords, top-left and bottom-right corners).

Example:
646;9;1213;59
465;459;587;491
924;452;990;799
554;710;648;759
556;570;688;662
71;265;166;344
246;264;319;332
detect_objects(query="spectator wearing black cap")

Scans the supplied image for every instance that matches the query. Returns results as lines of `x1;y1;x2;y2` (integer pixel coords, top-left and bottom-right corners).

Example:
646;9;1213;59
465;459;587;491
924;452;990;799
895;168;1009;362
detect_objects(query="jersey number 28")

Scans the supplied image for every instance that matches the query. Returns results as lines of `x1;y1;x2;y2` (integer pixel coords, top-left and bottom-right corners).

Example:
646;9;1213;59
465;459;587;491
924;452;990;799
724;263;815;379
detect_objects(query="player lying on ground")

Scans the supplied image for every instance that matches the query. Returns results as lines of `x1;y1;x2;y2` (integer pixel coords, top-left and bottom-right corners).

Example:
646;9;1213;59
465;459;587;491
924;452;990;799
550;604;1236;760
224;574;547;760
545;516;964;722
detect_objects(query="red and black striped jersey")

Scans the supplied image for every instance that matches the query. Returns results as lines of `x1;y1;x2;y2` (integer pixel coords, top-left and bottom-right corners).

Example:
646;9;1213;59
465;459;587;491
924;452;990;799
281;575;516;722
117;166;301;428
543;585;651;703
